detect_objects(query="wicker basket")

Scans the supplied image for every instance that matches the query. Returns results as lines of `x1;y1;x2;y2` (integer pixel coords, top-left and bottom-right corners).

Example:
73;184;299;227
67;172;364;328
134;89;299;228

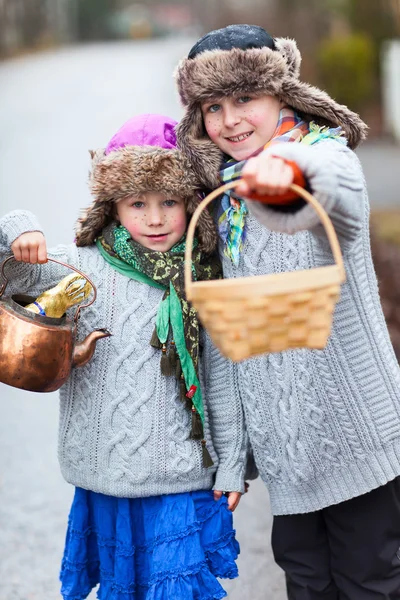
184;182;346;361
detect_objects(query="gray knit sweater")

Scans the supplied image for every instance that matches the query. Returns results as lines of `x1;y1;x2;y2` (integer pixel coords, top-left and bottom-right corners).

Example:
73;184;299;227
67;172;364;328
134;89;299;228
220;139;400;515
0;212;247;497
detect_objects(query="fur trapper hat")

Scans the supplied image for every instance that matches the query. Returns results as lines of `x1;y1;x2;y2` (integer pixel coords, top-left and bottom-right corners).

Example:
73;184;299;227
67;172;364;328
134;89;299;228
174;24;368;189
75;114;217;254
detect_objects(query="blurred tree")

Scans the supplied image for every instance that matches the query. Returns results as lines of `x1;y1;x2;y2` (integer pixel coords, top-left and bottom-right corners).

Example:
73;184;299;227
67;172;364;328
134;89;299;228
269;0;330;81
347;0;397;44
317;34;375;110
272;0;324;38
386;0;400;33
0;0;54;56
75;0;116;40
193;0;276;38
19;0;47;46
321;0;397;110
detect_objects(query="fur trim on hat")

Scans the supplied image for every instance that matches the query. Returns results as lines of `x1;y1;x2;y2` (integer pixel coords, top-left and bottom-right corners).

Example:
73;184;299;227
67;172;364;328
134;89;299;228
175;38;368;188
75;145;217;253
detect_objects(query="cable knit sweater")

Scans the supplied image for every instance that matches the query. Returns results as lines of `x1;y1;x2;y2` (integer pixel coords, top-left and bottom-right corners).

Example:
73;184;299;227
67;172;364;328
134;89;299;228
219;139;400;515
0;211;247;497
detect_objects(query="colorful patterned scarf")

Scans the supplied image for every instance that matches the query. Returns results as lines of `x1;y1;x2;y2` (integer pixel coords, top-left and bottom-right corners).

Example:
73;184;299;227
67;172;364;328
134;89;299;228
97;222;222;467
219;107;346;265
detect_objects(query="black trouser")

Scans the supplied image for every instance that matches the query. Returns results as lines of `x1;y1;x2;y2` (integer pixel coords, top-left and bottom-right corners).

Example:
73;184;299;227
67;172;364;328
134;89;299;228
272;477;400;599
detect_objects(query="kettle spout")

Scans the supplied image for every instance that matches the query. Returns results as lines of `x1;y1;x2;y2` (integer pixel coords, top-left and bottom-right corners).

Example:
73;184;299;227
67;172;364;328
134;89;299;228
73;328;111;368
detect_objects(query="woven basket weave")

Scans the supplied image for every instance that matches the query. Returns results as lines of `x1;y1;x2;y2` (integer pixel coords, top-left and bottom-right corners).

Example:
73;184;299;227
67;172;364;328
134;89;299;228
184;182;346;361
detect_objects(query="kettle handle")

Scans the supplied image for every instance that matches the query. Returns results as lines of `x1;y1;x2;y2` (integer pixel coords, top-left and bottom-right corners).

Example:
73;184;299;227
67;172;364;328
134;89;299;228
0;255;97;322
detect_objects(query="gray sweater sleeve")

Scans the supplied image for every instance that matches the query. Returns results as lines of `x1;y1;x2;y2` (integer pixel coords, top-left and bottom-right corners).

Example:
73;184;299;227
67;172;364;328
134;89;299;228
201;330;247;493
245;140;366;247
0;210;76;297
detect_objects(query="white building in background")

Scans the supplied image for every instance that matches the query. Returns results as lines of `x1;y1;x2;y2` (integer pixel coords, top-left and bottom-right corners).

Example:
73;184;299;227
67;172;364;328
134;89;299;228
382;39;400;142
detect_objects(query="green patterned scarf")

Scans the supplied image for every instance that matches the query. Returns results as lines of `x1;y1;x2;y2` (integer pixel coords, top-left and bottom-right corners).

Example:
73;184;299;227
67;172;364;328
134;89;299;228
97;222;222;467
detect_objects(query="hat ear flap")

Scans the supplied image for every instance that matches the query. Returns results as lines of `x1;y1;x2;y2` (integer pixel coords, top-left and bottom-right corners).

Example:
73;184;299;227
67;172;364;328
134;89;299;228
186;193;218;254
280;79;368;149
75;148;111;247
176;106;222;190
274;37;301;79
75;200;114;247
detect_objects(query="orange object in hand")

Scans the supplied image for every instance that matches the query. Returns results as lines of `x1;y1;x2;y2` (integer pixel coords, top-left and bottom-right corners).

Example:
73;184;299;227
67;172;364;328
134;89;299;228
244;159;306;205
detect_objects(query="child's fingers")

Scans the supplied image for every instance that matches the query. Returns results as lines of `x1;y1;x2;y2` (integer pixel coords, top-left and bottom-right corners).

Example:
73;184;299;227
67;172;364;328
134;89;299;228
214;490;242;511
227;491;242;512
28;245;39;264
250;156;280;191
11;232;47;264
11;243;22;261
253;157;291;195
37;239;48;264
11;237;27;261
238;156;260;192
239;156;295;197
265;160;294;195
20;242;32;263
235;179;252;197
241;155;260;177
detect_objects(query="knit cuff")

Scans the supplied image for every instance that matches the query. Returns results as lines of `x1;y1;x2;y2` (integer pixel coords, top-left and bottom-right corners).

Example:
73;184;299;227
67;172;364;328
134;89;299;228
214;467;246;494
1;210;43;246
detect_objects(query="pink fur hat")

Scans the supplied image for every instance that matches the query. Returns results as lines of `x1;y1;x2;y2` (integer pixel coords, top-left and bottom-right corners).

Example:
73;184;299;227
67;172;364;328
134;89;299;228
75;114;217;253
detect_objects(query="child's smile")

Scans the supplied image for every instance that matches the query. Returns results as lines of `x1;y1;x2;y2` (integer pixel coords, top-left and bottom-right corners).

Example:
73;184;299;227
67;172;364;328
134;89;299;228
225;131;253;143
202;95;282;161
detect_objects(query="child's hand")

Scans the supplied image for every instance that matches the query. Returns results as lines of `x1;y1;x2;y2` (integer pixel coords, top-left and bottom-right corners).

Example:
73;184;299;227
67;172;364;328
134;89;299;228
237;154;294;197
213;489;242;512
11;232;48;264
235;154;305;204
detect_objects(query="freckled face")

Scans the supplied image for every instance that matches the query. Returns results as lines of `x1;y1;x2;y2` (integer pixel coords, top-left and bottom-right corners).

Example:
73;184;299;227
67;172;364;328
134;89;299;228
115;192;187;252
201;95;282;161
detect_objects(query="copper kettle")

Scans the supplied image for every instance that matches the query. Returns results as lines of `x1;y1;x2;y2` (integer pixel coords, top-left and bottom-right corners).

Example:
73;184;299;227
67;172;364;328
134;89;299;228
0;256;111;392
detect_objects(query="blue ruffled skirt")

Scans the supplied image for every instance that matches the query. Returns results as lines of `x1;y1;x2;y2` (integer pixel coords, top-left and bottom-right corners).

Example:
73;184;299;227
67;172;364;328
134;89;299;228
60;488;240;600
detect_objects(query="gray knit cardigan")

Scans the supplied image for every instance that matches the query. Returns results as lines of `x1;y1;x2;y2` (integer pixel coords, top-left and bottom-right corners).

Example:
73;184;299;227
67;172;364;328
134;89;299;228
220;139;400;515
0;212;247;498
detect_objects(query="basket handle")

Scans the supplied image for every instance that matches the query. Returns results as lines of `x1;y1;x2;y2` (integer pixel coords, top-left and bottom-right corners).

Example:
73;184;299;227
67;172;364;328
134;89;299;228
0;255;97;322
184;181;345;299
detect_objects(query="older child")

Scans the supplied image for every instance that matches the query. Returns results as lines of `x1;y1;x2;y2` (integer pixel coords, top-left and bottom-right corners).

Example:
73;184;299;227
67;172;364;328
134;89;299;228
0;114;246;600
175;24;400;599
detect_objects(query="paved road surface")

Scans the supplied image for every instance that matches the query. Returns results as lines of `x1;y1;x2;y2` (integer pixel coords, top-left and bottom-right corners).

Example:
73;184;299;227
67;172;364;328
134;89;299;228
0;38;399;600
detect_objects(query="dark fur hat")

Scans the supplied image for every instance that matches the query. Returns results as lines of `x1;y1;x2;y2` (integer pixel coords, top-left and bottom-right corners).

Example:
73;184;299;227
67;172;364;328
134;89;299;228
174;24;368;189
75;115;217;253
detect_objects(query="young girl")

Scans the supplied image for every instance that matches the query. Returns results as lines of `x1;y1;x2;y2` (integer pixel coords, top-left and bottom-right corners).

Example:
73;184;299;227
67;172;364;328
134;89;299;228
174;24;400;599
0;113;247;600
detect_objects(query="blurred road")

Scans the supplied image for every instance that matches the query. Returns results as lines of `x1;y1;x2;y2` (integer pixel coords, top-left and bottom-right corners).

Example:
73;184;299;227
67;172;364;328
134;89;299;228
356;139;400;209
0;39;399;600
